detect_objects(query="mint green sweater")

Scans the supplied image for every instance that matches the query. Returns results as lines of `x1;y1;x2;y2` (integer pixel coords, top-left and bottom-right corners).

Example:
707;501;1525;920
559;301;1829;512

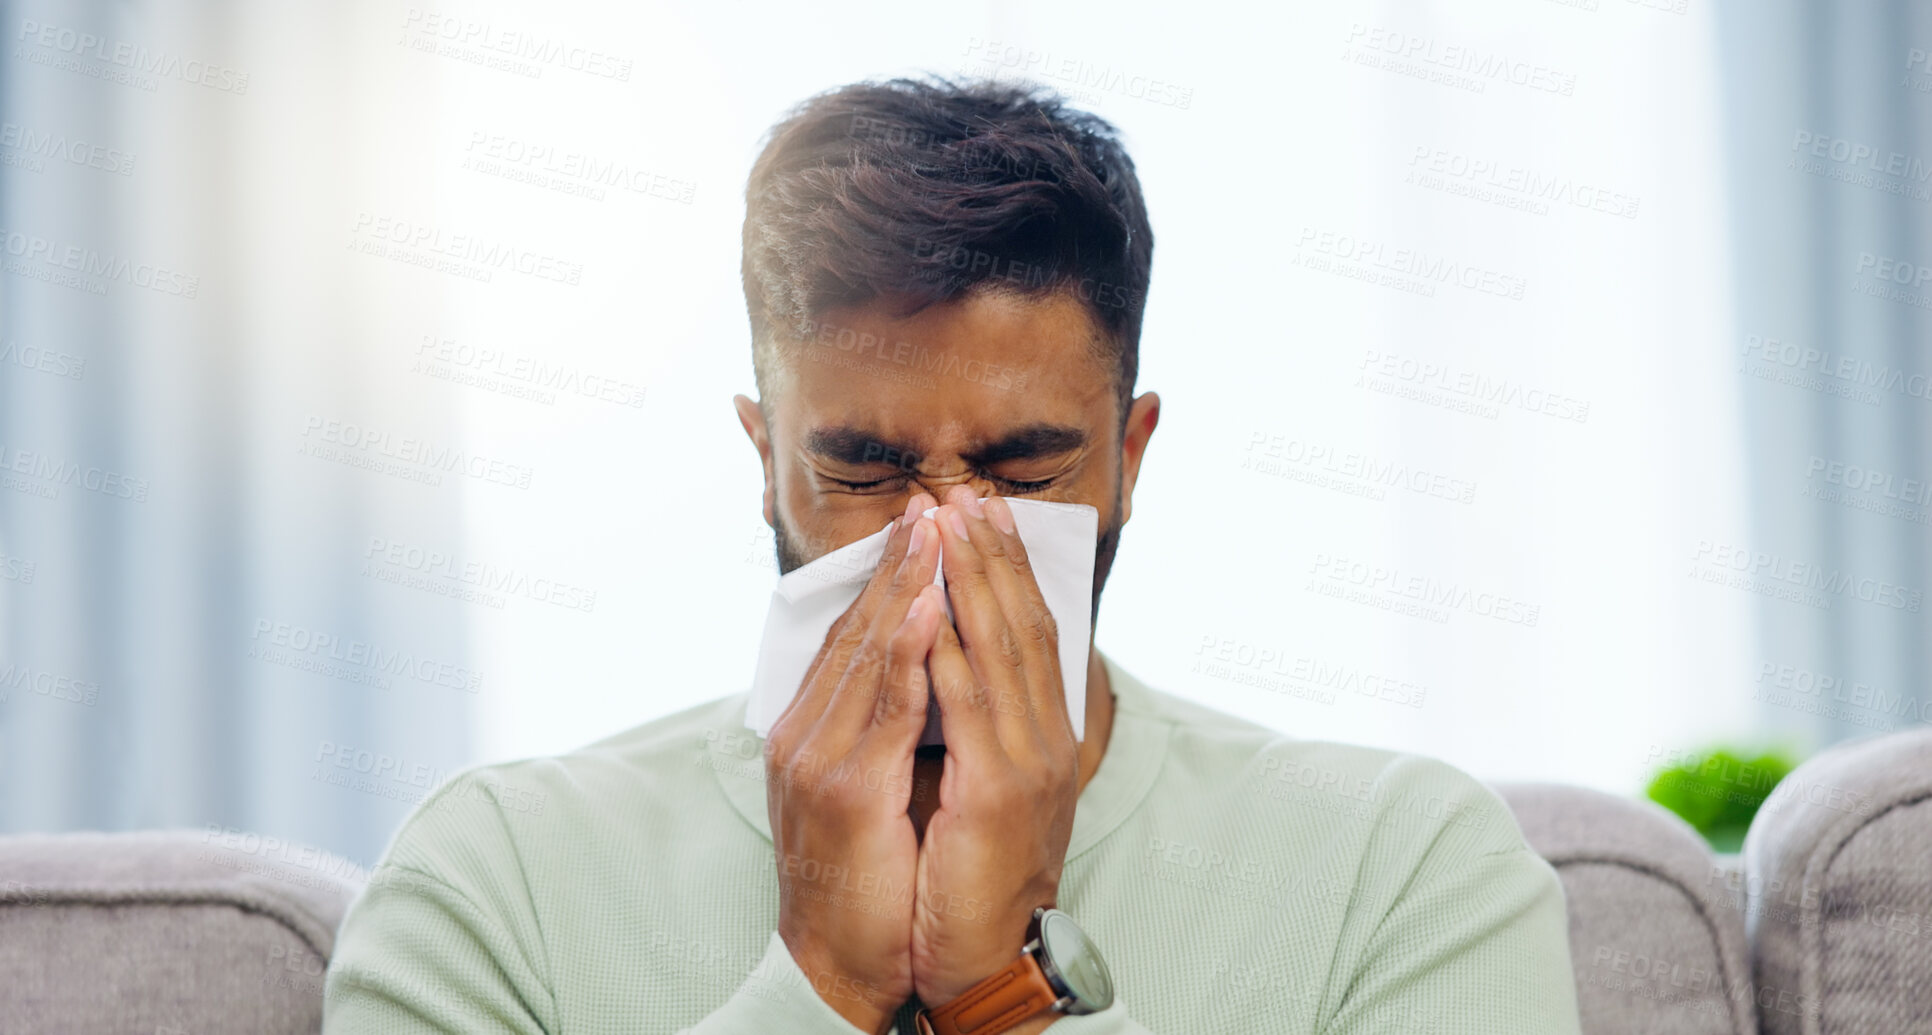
323;653;1583;1033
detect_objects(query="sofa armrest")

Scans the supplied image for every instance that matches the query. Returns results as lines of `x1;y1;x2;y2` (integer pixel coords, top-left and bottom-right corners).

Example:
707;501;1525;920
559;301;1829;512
0;829;363;1035
1743;727;1932;1035
1497;782;1756;1035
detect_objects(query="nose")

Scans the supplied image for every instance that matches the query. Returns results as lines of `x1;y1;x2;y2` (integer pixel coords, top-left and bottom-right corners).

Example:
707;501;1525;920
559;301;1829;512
907;478;987;511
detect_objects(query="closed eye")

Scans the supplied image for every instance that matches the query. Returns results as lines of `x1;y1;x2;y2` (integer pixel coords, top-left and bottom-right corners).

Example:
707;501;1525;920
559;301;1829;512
988;474;1055;493
826;474;906;492
826;473;1055;493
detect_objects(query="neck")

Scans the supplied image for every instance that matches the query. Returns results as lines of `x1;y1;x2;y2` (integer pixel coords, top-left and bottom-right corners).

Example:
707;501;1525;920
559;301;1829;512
909;646;1116;840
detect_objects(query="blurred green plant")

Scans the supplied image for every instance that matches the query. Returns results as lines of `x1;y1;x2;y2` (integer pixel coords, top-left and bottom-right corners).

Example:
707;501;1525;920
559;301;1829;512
1645;746;1800;854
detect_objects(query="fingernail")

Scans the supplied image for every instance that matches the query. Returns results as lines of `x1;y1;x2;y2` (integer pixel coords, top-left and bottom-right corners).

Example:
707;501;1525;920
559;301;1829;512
962;494;984;518
986;496;1016;535
907;594;926;622
946;506;970;540
908;518;927;554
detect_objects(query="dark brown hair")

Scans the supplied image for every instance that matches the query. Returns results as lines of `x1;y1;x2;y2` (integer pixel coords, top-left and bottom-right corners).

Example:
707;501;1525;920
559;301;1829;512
742;76;1154;422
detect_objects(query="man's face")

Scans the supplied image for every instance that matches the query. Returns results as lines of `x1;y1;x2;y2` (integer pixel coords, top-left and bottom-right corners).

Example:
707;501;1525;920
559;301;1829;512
735;289;1159;626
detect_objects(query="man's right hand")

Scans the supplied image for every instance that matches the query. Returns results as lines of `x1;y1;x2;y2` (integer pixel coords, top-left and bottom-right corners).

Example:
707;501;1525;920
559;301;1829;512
764;493;943;1035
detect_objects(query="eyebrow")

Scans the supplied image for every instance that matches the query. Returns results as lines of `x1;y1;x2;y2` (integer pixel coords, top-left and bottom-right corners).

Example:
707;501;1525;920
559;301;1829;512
802;423;1087;467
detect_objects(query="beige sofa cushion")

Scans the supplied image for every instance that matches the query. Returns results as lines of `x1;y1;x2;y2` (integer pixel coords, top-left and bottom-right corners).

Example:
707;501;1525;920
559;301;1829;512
1743;727;1932;1035
0;829;362;1035
1498;783;1756;1035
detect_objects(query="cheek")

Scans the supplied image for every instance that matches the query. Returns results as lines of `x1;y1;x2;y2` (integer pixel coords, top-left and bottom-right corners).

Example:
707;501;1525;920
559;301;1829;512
778;483;905;556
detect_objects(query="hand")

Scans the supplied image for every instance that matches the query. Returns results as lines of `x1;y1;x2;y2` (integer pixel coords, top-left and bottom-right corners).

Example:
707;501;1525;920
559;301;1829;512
764;493;946;1035
911;486;1081;1008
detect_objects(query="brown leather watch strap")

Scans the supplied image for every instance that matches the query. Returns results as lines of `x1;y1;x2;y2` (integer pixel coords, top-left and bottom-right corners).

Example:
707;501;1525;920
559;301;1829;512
915;951;1061;1035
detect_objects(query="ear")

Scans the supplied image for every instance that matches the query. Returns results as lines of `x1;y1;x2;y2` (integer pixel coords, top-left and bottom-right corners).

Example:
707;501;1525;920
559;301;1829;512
733;394;778;528
1117;391;1160;527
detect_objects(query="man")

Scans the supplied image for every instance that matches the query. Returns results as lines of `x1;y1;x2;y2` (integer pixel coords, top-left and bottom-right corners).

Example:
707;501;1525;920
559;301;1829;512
324;78;1583;1034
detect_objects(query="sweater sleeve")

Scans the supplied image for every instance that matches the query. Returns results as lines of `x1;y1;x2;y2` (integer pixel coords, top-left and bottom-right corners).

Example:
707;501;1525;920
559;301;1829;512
322;863;556;1034
675;932;889;1035
1321;842;1583;1035
1038;1000;1158;1033
324;863;887;1035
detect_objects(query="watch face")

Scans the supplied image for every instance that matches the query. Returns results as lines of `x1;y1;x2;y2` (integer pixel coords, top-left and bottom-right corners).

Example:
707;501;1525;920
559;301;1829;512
1039;910;1114;1010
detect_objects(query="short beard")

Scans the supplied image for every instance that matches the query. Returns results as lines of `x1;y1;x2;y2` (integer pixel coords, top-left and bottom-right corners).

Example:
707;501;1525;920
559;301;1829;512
769;467;1126;633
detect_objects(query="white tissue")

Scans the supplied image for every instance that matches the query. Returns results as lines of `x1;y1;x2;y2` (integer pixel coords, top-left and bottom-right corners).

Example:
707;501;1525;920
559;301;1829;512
745;497;1099;746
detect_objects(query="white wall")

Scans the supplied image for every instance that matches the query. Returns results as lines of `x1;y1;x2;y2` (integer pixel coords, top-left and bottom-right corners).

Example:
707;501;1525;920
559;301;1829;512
350;0;1754;795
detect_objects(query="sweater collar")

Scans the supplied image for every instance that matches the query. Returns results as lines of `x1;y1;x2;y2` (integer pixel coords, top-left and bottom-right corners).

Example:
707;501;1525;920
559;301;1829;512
712;650;1168;861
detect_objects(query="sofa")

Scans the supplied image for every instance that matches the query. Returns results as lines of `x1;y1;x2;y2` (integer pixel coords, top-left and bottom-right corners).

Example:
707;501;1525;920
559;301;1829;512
3;726;1927;1034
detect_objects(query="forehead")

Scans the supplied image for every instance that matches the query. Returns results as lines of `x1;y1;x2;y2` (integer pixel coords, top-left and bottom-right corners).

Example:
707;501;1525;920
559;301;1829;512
772;290;1117;452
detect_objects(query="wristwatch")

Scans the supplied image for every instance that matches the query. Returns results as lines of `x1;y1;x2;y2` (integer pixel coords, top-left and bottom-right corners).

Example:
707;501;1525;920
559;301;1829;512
914;907;1114;1035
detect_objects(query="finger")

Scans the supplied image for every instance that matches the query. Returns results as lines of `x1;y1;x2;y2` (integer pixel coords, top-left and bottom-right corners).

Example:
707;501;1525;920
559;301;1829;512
798;504;922;699
925;602;1003;758
854;584;944;789
934;498;1039;749
774;507;919;746
978;494;1072;742
815;515;940;741
955;494;1057;681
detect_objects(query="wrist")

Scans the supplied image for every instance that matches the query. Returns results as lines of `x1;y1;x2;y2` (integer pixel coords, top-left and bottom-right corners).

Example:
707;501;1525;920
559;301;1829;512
779;935;900;1035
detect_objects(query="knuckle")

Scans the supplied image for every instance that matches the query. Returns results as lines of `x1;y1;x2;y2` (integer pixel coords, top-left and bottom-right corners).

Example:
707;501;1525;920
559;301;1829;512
1023;608;1057;648
887;617;924;656
874;679;914;723
1006;538;1032;570
994;625;1025;668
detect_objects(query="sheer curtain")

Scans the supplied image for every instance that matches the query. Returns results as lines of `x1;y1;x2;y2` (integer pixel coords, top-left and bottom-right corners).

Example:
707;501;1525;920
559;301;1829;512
1713;0;1932;750
0;0;471;867
485;0;1758;795
7;0;1907;871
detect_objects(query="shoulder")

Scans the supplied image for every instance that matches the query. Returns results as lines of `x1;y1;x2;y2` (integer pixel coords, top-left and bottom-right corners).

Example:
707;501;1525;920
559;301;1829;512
1116;662;1531;866
376;692;756;890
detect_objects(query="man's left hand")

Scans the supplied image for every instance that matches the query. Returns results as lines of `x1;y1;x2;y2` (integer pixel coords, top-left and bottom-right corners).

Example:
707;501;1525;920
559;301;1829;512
910;486;1081;1010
